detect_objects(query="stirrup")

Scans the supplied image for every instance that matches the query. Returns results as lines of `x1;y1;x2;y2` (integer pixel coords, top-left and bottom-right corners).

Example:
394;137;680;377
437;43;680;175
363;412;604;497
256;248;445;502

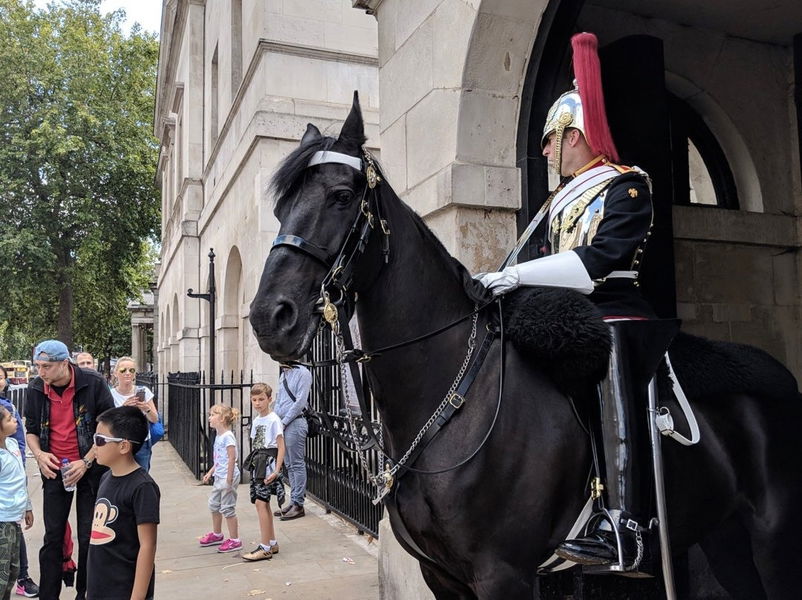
582;511;655;577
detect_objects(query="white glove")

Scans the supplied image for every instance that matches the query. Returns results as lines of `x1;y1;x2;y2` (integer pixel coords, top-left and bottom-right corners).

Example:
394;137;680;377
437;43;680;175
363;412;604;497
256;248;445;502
475;251;594;296
476;267;520;296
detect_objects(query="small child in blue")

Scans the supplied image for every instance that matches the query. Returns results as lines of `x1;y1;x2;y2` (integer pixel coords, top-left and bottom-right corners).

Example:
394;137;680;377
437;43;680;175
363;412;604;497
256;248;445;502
199;404;241;553
0;406;34;599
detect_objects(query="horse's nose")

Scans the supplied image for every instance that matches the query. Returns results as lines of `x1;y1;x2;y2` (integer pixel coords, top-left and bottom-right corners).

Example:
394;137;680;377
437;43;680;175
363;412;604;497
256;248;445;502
268;297;299;336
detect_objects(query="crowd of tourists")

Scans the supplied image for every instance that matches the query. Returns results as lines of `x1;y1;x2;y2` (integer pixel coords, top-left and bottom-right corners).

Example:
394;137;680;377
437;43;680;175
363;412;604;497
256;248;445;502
0;339;313;600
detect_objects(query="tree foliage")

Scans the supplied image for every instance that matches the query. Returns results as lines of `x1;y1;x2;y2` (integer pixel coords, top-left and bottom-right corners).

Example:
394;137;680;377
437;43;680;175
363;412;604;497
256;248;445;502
0;0;159;359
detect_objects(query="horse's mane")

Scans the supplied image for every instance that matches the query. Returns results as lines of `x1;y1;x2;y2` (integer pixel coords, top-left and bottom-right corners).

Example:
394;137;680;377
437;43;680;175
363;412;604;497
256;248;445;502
270;135;338;206
270;134;492;306
394;197;492;306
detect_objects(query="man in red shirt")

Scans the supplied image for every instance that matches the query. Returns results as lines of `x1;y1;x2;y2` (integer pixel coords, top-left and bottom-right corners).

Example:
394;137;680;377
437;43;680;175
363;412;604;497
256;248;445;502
25;340;115;600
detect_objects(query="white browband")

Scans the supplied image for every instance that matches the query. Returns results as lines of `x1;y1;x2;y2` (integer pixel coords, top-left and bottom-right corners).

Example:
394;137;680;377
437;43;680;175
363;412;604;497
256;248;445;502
308;150;363;171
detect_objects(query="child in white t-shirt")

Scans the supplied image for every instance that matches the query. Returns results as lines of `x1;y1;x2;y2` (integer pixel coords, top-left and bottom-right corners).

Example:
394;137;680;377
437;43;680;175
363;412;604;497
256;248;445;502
241;383;285;562
199;404;241;553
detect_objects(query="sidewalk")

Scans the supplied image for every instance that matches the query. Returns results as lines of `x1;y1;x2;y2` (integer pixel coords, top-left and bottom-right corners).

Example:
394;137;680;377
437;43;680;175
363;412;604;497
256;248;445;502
23;441;380;599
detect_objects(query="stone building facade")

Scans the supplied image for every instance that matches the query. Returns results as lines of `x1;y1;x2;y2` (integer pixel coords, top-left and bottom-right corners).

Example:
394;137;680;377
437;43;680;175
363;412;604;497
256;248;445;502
154;0;378;386
156;0;802;597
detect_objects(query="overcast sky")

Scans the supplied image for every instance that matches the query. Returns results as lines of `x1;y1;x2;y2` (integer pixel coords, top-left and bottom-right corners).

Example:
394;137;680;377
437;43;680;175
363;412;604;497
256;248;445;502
34;0;163;35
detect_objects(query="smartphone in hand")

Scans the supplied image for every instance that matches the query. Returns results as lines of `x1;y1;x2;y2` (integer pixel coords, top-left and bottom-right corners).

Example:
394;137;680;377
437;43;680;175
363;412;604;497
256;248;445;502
135;386;146;402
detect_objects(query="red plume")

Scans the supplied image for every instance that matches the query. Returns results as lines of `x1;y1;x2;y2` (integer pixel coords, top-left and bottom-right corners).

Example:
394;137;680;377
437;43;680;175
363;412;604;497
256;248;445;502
571;32;619;162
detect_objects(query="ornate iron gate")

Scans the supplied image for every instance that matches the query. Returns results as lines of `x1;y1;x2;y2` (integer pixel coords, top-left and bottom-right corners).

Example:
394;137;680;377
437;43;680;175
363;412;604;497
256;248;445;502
306;328;384;537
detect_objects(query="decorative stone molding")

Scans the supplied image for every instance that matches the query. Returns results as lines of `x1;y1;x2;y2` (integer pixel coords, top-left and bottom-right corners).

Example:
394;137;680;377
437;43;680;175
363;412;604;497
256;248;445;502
352;0;383;14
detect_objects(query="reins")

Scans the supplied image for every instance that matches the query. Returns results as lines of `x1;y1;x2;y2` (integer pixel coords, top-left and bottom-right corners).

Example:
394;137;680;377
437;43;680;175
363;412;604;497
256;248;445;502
272;146;506;503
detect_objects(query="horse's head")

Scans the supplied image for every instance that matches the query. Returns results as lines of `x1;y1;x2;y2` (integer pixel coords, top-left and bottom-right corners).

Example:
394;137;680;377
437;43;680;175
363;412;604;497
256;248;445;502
249;92;381;361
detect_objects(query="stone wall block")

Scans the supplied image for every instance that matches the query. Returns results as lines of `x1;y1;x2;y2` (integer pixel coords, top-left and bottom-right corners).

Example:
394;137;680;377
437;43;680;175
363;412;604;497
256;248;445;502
692;243;774;305
380;17;433;128
404;170;443;218
463;13;535;94
480;0;546;19
431;0;478;88
379;113;407;191
324;21;379;55
772;249;800;306
378;518;435;600
406;89;461;187
455;206;517;271
711;303;751;323
456;90;518;167
282;0;343;23
265;15;326;47
394;0;440;50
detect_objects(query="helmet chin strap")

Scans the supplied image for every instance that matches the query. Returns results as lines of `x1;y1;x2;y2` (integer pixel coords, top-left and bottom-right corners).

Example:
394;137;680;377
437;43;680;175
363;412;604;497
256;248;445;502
552;112;574;177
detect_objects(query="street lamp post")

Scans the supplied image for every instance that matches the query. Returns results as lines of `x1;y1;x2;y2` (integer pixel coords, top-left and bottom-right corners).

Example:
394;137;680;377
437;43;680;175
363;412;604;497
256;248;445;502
187;248;216;403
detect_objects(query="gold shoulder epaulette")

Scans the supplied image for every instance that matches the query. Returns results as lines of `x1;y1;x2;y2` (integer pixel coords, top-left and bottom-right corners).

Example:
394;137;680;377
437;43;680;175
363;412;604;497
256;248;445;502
608;162;634;174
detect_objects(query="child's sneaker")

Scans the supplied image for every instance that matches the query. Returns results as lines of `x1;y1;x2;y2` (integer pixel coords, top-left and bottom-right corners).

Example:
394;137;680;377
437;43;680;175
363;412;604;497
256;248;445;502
199;531;224;546
15;577;39;597
241;545;273;561
218;538;242;553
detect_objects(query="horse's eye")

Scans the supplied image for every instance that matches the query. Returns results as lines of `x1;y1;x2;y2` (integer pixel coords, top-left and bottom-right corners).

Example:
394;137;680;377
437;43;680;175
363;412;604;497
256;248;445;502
331;190;354;205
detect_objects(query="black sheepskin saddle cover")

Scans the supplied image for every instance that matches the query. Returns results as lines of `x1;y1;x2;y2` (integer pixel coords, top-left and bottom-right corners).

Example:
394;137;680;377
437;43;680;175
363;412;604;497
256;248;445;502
502;287;611;396
501;286;799;403
667;332;799;403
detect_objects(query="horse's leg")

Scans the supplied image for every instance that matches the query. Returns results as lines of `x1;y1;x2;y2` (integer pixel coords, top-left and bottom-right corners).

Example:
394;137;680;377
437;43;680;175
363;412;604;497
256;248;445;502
419;563;477;600
698;517;766;600
746;503;802;600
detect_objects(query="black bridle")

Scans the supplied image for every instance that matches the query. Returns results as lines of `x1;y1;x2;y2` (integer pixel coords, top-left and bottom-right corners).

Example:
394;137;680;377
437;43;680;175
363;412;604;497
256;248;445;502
270;149;390;327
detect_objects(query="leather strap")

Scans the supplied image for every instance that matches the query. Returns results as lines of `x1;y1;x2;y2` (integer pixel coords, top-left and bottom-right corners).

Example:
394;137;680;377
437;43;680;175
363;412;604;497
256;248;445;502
393;322;498;478
272;234;334;268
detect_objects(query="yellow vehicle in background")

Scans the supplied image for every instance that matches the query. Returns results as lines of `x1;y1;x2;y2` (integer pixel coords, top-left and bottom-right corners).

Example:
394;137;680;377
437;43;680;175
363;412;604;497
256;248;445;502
0;360;32;385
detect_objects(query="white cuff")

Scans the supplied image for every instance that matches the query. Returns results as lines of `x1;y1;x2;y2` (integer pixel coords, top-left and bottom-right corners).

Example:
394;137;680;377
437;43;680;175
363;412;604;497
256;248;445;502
514;251;594;294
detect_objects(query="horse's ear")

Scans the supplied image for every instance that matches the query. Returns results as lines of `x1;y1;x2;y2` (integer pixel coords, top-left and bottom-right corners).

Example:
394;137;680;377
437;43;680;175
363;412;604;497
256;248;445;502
337;91;366;153
301;123;322;146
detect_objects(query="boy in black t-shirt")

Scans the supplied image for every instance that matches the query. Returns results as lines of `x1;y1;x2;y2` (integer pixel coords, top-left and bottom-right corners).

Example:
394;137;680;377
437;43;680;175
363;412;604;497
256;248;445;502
87;406;160;600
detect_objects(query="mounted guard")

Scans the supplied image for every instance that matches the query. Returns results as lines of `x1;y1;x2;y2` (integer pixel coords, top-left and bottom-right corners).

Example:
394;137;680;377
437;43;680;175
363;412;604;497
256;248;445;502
477;32;674;575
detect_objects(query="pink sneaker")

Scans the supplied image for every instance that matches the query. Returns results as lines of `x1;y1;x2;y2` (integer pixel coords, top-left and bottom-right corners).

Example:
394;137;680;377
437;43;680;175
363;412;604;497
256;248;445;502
218;538;242;553
199;531;224;546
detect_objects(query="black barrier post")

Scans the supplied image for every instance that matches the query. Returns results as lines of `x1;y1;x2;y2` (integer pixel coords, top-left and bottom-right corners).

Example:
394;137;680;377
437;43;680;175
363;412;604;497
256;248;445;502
187;248;217;403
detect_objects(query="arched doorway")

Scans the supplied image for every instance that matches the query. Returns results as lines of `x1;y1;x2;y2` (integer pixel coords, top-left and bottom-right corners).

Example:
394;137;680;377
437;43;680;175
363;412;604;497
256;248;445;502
221;247;243;377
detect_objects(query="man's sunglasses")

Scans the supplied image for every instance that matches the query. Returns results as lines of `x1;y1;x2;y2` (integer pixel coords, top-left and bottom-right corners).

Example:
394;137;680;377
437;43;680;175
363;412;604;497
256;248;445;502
93;433;137;447
117;367;136;374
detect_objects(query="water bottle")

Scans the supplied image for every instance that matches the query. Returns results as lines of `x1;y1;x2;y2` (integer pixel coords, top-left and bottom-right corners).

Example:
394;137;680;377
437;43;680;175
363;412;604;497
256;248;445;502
61;458;76;492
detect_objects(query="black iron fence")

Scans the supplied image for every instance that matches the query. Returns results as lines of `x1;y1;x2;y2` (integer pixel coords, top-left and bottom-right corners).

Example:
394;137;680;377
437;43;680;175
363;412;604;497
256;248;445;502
7;386;26;418
165;371;254;480
305;329;384;537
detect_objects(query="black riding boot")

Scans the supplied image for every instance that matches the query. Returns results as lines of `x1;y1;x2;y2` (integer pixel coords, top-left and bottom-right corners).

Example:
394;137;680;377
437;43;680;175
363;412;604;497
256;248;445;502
555;320;679;572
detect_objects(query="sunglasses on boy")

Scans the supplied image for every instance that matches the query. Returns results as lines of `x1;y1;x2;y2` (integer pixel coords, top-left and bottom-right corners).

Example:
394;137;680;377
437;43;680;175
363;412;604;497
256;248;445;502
117;367;136;374
93;433;138;447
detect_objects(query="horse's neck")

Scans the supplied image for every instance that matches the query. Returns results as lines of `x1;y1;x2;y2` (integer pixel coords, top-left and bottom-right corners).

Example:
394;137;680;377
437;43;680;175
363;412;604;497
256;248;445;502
355;203;477;449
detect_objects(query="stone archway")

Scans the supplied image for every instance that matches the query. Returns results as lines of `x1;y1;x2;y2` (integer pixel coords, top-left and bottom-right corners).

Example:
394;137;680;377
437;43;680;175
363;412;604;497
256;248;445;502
220;246;243;377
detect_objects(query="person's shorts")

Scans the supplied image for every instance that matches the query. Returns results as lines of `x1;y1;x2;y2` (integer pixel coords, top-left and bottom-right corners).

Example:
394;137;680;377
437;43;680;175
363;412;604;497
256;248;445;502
249;471;285;506
208;473;240;517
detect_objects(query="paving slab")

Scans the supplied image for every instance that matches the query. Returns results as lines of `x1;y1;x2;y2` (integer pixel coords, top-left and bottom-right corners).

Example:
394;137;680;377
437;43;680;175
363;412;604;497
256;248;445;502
23;441;380;599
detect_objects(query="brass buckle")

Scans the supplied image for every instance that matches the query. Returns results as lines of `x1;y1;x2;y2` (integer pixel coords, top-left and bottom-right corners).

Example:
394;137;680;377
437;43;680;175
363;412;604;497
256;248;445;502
448;393;465;409
590;476;604;500
380;219;390;235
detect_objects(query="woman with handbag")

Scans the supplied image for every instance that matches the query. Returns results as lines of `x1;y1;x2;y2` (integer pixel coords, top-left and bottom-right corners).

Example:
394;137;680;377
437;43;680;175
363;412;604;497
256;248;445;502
110;357;161;470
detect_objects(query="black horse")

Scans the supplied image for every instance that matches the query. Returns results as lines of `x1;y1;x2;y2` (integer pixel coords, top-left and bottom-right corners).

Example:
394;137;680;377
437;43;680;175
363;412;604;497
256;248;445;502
249;93;802;599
